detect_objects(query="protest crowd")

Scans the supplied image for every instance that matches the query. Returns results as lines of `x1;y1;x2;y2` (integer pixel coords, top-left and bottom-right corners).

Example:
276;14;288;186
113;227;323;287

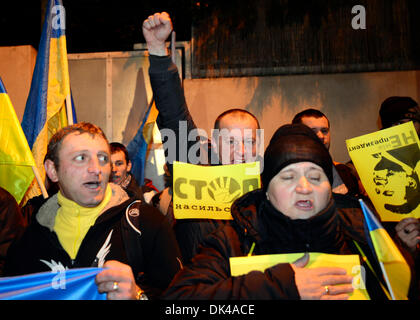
0;7;419;302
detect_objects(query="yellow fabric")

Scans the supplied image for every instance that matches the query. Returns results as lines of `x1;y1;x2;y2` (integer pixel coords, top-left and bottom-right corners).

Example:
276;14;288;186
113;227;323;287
370;228;411;300
230;252;370;300
143;103;159;144
24;36;70;203
54;184;112;259
0;93;36;204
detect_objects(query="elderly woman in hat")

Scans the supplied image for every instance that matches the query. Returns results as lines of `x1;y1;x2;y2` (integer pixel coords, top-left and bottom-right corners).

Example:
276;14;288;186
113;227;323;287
163;124;395;300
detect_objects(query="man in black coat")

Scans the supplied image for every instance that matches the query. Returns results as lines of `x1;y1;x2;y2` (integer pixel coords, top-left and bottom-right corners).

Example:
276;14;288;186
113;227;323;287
5;122;182;300
143;12;263;264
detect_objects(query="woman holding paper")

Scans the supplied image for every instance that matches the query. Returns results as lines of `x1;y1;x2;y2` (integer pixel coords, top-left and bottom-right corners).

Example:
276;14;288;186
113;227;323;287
163;124;394;300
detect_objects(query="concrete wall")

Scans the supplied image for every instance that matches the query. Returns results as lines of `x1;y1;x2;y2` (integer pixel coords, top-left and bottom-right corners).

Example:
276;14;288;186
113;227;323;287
184;70;420;163
0;45;37;121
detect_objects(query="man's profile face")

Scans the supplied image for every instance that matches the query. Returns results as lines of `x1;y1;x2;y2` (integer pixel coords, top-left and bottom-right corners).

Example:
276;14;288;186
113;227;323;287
300;116;331;150
373;168;410;206
213;114;259;165
45;132;111;207
110;150;131;185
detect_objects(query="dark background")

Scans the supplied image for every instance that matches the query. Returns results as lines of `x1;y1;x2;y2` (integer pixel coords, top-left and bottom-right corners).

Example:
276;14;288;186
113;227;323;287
0;0;192;52
1;0;419;78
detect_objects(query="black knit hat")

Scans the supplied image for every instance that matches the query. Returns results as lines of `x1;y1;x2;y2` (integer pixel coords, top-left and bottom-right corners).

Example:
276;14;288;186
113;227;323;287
379;96;419;129
262;124;333;191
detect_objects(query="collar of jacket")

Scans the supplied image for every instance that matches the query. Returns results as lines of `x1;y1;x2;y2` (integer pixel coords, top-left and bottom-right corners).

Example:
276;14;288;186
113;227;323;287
120;173;132;189
36;183;130;231
258;196;344;253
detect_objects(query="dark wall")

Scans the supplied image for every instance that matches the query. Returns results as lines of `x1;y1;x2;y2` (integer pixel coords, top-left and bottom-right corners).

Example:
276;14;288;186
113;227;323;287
191;0;420;78
1;0;418;78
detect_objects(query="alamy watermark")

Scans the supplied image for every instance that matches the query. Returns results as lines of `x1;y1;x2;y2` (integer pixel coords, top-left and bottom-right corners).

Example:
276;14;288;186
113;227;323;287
352;5;366;30
52;5;66;30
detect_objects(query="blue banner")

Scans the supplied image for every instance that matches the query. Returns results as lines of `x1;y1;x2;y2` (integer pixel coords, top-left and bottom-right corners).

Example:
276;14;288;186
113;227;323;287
0;268;106;300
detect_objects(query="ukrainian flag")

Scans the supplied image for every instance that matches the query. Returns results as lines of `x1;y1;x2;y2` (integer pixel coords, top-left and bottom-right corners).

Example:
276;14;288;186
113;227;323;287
359;199;411;300
0;78;36;204
0;268;105;300
127;99;159;186
21;0;75;201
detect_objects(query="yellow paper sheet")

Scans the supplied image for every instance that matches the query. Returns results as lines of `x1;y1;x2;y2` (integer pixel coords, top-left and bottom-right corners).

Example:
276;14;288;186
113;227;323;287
229;252;370;300
346;122;420;221
173;161;261;219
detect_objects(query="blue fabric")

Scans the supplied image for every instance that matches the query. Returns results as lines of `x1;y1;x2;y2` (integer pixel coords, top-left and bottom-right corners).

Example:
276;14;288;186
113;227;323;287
70;91;78;123
359;199;382;268
0;77;7;93
0;268;106;300
127;100;153;186
21;0;53;148
359;199;381;231
21;0;75;148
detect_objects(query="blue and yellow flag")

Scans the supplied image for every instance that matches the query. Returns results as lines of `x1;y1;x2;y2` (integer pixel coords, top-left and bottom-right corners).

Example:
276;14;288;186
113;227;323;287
0;268;105;300
21;0;75;201
359;199;411;300
0;78;36;204
127;99;160;186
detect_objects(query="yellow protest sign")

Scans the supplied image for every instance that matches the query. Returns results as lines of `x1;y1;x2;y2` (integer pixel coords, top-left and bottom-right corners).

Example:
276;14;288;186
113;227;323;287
346;122;420;221
173;161;261;219
229;252;370;300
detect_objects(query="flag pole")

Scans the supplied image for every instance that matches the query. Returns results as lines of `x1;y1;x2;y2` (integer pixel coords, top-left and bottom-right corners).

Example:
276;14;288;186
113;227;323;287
379;261;396;300
171;30;176;63
32;166;49;199
65;93;74;125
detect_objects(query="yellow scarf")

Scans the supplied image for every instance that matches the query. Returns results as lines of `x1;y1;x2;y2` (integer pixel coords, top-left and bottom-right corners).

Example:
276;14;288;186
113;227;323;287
54;185;112;259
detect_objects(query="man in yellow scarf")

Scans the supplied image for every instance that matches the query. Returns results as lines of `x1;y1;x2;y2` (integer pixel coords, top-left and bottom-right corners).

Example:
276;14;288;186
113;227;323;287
5;122;182;300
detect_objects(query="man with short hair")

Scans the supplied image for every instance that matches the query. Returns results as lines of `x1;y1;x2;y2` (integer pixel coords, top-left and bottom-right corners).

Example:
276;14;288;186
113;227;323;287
110;142;157;203
292;109;331;149
5;122;182;300
292;108;359;196
143;12;262;263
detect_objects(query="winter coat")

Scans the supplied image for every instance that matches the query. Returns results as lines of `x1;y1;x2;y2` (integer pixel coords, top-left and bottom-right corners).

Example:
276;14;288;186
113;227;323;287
4;184;182;299
149;55;225;264
163;189;394;300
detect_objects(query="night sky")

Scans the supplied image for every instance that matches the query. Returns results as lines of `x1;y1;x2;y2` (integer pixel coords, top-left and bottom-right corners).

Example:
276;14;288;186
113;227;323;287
0;0;193;53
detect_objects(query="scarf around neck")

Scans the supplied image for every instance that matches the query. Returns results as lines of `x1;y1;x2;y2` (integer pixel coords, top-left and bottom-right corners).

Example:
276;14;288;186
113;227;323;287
54;185;112;259
259;197;347;254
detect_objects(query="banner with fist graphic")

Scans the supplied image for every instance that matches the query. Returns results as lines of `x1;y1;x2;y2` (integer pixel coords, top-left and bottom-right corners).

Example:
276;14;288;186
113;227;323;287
173;161;261;219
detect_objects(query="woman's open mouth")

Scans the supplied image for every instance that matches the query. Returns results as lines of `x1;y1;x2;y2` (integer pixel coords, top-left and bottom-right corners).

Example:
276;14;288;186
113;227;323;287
295;200;313;210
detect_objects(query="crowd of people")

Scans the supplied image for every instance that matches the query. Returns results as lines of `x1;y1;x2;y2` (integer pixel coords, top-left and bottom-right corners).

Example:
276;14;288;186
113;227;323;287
0;12;419;300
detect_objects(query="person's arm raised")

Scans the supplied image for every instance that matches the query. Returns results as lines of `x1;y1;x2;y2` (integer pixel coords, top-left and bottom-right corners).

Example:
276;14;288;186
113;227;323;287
142;12;172;56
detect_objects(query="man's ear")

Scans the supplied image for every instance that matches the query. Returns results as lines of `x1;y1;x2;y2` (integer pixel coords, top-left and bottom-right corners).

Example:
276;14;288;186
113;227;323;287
127;160;132;172
44;159;59;183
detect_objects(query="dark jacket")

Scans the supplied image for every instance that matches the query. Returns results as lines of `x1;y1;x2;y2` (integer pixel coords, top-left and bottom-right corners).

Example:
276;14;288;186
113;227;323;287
163;189;393;300
122;173;156;204
0;187;26;276
4;184;182;299
149;54;225;264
